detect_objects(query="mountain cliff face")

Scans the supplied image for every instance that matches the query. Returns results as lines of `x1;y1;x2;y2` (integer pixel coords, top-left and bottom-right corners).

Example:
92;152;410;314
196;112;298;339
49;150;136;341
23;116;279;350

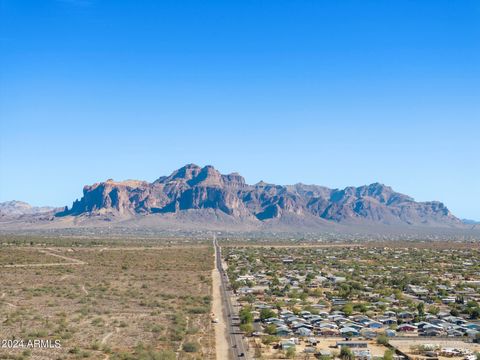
56;164;462;227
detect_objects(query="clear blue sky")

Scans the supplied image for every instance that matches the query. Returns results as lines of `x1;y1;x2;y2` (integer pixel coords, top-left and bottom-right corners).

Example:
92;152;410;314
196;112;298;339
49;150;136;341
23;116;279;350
1;0;479;219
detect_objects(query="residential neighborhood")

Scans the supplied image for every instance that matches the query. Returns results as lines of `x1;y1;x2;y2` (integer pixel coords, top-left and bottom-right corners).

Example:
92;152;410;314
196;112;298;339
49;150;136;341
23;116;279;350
222;244;480;359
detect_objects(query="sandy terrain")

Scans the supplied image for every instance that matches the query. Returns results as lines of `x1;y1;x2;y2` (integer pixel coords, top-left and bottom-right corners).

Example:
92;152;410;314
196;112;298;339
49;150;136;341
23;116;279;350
0;245;215;359
212;249;230;360
390;339;480;355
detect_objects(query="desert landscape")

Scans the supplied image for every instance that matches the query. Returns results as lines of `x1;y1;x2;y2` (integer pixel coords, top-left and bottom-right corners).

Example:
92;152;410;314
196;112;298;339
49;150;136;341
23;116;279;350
0;237;215;360
1;0;479;359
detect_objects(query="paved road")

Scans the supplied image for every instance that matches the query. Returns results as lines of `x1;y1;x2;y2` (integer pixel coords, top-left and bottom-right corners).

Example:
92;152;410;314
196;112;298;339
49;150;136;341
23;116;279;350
214;238;250;360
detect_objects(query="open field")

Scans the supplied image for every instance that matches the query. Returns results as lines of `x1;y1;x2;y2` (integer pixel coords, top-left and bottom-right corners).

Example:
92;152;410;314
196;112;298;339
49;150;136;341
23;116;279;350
0;248;82;267
0;242;215;360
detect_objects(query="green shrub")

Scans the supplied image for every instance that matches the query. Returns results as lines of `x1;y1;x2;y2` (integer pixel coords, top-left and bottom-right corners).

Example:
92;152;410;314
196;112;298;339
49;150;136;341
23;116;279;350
182;342;199;353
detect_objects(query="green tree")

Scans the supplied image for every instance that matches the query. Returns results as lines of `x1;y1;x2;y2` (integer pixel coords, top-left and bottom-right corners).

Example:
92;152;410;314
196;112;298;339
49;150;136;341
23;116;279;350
286;347;296;359
265;324;277;335
260;308;276;321
240;322;254;335
428;305;440;315
469;307;480;319
340;346;355;360
182;342;198;353
239;307;254;324
342;303;354;317
377;334;389;345
417;302;425;318
384;350;394;360
261;335;279;345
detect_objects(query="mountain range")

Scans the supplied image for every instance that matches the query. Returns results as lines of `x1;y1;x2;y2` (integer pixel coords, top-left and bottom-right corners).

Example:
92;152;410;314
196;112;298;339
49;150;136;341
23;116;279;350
0;200;58;216
1;164;475;234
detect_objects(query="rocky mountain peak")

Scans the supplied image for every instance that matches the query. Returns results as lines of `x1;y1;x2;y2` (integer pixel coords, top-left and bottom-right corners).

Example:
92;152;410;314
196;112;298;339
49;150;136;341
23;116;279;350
55;164;463;228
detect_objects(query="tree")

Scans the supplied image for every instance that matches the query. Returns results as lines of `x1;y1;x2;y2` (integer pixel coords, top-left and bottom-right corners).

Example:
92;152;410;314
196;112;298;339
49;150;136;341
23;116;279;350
265;324;277;335
384;350;394;360
261;335;279;345
182;342;198;353
239;307;254;324
286;347;296;359
260;308;276;321
428;305;440;315
470;307;480;320
353;303;368;314
417;302;425;318
342;304;354;317
377;334;389;346
240;322;254;335
231;280;242;292
340;346;355;360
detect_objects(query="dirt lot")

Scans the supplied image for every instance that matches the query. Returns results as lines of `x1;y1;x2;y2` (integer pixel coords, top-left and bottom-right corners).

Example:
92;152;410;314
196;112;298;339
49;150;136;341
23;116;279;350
390;339;480;360
251;337;390;359
0;245;215;359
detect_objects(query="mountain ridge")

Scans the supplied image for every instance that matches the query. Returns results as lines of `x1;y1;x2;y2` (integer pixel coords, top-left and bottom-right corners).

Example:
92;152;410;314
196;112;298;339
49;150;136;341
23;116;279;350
0;200;59;216
51;164;462;228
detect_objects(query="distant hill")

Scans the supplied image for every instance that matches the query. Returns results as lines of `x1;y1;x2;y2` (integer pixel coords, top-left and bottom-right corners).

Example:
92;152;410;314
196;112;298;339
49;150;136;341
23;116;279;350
0;200;57;216
462;219;480;225
49;164;463;230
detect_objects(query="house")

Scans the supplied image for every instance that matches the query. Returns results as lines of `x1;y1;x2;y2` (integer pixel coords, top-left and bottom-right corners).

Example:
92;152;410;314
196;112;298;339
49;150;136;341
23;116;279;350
296;327;312;337
309;316;323;324
330;276;346;283
446;329;463;337
317;322;338;329
291;322;313;331
421;328;443;337
318;328;339;336
466;329;479;339
276;326;292;337
352;315;369;323
360;329;378;339
280;340;296;350
315;350;332;359
466;323;480;330
238;286;253;295
366;321;383;329
397;324;417;332
443;316;465;325
406;285;429;297
352;349;372;360
379;317;397;325
415;321;432;330
332;298;348;306
385;329;396;337
397;312;414;322
336;341;368;349
264;317;280;324
441;297;456;304
340;326;360;338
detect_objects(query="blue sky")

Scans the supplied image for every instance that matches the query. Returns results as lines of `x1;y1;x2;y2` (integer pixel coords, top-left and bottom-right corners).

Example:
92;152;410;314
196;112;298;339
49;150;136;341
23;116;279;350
1;0;479;219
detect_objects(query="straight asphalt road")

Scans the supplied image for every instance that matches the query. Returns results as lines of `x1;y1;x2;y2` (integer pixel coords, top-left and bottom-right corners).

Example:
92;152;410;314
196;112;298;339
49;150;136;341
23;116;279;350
214;238;250;359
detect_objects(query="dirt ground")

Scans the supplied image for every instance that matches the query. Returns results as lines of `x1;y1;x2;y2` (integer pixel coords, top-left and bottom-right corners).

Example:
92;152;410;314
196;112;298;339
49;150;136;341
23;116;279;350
0;245;215;359
212;249;230;360
390;338;480;359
